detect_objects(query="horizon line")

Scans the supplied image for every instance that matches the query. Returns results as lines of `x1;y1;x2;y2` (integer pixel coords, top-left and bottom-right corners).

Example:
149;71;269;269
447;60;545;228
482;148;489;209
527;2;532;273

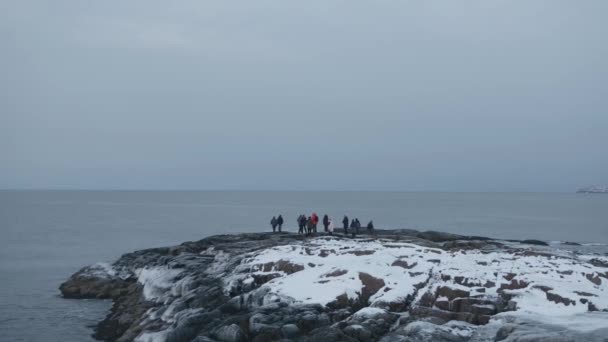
0;188;577;194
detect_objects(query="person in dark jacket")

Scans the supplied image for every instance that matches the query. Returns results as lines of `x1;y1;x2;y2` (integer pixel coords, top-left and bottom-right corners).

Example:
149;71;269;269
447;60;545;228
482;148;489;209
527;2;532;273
296;215;301;234
323;215;330;232
350;219;357;237
277;215;284;232
367;220;374;233
297;215;305;234
270;216;277;232
355;218;361;234
301;215;307;234
306;217;314;236
342;216;349;234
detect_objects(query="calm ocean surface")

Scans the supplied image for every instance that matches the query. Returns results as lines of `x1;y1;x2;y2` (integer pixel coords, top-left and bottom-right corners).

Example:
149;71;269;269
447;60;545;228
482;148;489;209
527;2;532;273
1;190;607;341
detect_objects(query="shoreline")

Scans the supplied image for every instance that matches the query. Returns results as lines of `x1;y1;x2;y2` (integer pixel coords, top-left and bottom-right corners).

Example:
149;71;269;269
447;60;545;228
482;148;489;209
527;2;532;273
60;229;608;342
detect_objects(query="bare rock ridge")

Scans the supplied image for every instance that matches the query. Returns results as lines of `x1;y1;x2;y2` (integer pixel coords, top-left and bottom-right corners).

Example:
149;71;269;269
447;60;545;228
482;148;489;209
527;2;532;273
60;230;608;342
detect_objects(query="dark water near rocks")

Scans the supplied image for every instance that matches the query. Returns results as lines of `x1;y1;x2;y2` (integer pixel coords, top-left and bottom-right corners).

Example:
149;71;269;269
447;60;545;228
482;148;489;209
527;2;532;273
0;190;607;341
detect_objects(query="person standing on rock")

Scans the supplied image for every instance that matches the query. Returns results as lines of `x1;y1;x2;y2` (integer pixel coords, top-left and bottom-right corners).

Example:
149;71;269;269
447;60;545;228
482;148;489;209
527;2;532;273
311;213;319;233
297;215;305;234
328;219;335;236
306;217;314;236
270;216;277;232
323;214;330;232
277;215;284;232
300;215;307;234
342;215;349;234
367;220;374;233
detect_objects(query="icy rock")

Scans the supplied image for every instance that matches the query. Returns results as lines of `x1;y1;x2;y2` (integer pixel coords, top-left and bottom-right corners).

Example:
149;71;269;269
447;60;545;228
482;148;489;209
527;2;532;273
59;230;608;342
280;324;300;338
212;324;246;342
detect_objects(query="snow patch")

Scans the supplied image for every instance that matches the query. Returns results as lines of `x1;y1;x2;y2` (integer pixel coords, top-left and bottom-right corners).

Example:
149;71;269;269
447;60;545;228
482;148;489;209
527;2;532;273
352;307;387;319
229;236;608;323
136;267;184;302
134;330;169;342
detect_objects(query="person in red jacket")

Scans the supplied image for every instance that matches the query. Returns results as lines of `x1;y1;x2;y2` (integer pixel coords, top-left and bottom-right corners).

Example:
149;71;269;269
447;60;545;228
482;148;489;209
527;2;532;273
311;213;319;233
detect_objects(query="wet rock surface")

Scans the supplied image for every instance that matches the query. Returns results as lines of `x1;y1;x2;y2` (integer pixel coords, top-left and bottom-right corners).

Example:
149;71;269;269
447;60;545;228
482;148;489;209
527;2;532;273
60;230;608;341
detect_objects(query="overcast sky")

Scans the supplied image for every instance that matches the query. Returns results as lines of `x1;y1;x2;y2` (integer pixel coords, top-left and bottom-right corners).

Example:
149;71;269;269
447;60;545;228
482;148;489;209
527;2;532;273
1;1;607;191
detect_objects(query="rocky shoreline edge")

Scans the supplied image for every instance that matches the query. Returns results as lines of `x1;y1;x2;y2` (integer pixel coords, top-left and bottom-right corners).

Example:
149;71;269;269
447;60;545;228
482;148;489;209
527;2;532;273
60;229;608;342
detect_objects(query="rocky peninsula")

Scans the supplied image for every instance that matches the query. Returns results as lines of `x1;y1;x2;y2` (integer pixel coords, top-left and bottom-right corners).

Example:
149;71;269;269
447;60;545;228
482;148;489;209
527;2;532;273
60;230;608;342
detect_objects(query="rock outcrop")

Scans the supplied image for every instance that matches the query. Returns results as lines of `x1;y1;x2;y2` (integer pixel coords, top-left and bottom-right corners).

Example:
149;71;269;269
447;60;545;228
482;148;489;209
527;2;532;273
60;230;608;342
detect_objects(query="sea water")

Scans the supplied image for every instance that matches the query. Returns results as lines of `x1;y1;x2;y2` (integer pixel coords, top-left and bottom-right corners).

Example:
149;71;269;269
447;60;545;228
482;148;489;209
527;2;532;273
1;190;607;341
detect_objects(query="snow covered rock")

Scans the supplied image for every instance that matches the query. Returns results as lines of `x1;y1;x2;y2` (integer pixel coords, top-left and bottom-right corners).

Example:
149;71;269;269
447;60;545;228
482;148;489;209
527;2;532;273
60;230;608;341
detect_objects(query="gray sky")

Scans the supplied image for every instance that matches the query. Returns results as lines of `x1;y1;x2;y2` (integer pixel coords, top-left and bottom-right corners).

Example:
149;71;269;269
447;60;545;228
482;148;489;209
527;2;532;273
1;1;607;191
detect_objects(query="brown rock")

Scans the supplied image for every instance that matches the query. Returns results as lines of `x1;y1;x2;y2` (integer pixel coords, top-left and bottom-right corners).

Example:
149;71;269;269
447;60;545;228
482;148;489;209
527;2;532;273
503;273;516;281
260;260;305;274
358;272;385;304
546;292;576;306
391;260;417;269
454;276;482;288
276;260;305;274
436;286;470;301
588;302;599;312
586;273;602;286
451;298;496;315
532;285;553;293
418;291;435;307
483;280;496;288
324;269;348;277
435;299;449;311
251;273;282;286
319;249;336;258
588;258;608;268
347;250;376;256
499;279;529;291
327;293;352;309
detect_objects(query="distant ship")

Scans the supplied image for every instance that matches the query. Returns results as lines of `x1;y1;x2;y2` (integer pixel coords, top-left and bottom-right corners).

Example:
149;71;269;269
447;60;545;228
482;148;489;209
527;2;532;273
577;185;608;193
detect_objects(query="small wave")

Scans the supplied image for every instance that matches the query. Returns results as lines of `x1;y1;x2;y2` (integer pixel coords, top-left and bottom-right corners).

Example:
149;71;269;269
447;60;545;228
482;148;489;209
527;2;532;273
548;241;584;246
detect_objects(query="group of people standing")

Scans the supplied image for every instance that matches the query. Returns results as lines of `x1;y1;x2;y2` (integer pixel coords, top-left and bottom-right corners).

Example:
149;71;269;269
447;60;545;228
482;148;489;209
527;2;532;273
342;215;374;237
270;213;375;237
297;213;333;235
269;215;284;232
